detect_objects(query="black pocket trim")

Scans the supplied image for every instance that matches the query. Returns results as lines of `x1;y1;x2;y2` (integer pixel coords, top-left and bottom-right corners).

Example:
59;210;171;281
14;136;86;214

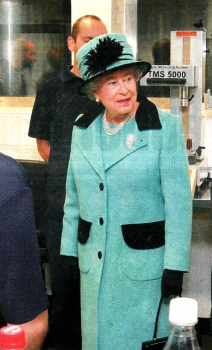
121;221;165;250
78;217;92;244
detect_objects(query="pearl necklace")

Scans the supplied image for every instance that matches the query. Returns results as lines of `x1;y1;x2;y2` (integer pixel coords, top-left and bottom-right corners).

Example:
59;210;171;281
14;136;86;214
103;110;132;136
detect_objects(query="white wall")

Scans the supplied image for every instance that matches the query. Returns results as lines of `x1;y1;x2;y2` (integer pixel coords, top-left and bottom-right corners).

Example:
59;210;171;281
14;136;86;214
71;0;112;32
0;105;42;161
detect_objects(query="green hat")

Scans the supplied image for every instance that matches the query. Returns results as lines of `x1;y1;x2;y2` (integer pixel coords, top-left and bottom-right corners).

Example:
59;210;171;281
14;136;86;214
77;33;151;84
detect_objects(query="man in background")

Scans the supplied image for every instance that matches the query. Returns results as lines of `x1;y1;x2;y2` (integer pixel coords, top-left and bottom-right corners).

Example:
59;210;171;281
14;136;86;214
2;38;37;96
28;15;107;350
36;49;64;89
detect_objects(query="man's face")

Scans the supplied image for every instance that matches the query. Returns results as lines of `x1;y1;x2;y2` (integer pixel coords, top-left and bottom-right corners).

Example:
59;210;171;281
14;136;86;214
72;18;107;54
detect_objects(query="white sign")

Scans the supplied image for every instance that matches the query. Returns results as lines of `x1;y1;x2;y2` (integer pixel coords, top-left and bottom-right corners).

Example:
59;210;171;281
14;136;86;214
140;65;197;86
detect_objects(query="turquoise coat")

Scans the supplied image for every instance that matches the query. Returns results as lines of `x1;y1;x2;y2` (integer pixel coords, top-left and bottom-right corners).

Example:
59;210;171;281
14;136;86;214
61;96;192;350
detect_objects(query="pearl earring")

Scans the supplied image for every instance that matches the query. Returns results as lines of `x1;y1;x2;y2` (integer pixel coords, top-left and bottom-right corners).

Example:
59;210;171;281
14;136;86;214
96;98;99;103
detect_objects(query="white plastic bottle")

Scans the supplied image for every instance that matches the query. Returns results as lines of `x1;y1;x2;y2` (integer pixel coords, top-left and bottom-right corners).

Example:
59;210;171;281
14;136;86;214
163;298;201;350
0;325;26;350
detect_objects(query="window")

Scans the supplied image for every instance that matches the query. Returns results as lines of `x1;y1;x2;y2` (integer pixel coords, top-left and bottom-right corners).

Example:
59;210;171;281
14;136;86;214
0;0;71;96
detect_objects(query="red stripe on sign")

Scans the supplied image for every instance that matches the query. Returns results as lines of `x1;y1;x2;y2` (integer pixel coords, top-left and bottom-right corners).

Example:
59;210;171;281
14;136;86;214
176;31;197;37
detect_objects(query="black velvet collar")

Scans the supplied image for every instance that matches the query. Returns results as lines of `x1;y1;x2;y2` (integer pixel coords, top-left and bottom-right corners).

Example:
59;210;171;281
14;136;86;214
74;102;104;127
74;95;162;131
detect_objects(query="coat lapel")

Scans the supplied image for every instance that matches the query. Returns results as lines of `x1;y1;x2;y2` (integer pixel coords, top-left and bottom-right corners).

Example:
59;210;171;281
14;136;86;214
76;116;105;179
103;126;148;171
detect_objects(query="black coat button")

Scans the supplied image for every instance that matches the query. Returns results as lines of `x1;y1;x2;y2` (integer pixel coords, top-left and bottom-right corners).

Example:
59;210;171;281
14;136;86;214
99;217;104;225
98;251;102;259
99;183;104;191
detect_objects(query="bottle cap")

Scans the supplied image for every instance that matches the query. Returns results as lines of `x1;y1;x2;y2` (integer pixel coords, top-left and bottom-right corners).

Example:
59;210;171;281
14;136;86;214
0;325;26;349
169;297;198;326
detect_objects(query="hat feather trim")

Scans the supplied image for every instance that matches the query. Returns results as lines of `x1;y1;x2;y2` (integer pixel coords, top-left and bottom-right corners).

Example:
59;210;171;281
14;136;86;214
84;37;131;78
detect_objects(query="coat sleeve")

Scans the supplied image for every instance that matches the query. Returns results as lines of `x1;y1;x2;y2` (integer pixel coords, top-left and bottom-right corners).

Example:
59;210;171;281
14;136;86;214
159;110;192;272
61;127;79;257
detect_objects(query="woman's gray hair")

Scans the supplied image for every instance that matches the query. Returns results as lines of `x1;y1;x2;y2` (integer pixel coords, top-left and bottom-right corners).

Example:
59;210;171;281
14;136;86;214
82;78;101;100
82;66;142;100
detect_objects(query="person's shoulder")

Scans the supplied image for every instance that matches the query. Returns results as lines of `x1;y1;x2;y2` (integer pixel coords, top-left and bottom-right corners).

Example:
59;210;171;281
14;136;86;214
157;107;181;126
36;73;62;94
60;65;76;82
36;66;82;96
0;153;22;173
35;66;70;92
0;153;28;182
0;153;28;202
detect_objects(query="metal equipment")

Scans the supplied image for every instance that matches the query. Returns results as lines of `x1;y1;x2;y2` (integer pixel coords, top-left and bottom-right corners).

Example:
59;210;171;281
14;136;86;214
140;28;207;153
141;30;212;319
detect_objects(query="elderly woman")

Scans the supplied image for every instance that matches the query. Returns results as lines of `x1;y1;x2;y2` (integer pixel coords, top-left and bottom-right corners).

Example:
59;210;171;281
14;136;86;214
61;33;192;350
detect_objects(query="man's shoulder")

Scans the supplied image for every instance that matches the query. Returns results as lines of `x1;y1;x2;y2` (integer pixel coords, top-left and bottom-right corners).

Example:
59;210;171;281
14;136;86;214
36;65;82;94
36;74;64;95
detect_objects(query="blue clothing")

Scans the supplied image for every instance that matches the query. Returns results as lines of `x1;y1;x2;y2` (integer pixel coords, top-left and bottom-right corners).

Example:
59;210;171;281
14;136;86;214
61;96;192;350
0;153;48;324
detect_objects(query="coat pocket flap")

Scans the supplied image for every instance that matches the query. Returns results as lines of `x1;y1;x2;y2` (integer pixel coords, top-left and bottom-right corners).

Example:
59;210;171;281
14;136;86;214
78;217;92;244
121;221;165;249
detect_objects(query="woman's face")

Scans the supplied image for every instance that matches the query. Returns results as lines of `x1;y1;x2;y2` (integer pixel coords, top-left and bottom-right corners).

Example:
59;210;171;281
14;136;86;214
94;68;138;120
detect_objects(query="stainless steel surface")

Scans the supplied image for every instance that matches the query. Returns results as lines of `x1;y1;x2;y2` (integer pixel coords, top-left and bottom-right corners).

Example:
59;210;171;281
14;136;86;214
124;0;138;58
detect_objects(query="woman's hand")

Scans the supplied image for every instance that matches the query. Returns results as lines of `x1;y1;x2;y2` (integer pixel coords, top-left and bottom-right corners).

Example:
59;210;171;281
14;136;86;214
161;269;184;297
